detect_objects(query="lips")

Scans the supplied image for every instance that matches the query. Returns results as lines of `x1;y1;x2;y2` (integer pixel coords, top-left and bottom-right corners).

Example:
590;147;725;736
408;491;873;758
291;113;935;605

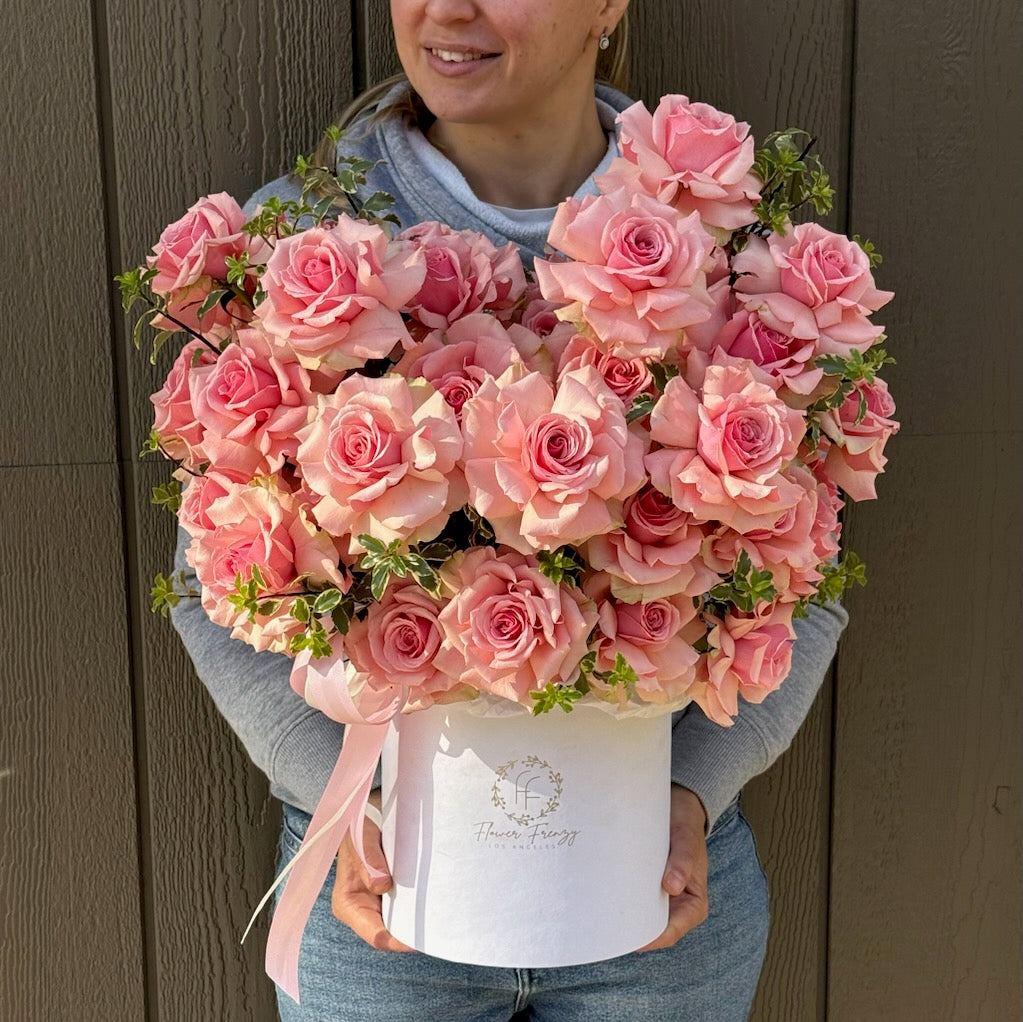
422;45;500;77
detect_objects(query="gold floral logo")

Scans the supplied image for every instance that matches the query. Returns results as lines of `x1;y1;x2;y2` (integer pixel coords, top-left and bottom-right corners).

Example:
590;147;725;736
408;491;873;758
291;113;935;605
490;755;563;827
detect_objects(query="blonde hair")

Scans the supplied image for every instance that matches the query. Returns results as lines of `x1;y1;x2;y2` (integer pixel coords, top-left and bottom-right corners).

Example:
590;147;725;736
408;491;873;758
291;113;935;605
312;13;630;170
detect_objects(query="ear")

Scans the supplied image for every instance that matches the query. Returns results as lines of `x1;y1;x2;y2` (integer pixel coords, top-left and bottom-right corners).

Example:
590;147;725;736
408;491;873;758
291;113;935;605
595;0;630;35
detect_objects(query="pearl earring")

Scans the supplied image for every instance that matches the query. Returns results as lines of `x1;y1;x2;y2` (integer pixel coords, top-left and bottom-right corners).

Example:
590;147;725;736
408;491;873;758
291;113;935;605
598;29;610;51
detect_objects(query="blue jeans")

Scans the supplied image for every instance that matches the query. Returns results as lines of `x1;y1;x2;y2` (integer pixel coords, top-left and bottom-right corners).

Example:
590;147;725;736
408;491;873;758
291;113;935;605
274;797;768;1021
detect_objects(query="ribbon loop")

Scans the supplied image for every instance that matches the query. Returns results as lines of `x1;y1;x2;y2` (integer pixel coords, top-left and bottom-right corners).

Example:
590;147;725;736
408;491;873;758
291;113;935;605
255;645;406;1005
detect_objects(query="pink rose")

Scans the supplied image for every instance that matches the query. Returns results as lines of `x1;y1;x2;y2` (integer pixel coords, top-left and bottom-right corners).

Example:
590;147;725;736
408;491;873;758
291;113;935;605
646;361;807;533
696;602;796;723
187;480;346;653
461;366;648;552
399;221;527;328
584;484;718;601
150;339;219;464
344;581;464;706
147;193;266;333
732;226;893;354
435;547;597;705
148;192;249;293
701;464;826;601
179;468;253;537
557;334;654;403
534;187;717;360
711;307;826;406
585;577;701;705
819;376;899;500
393;312;528;419
255;216;425;371
187;327;318;476
605;96;761;233
295;374;465;553
678;274;737;354
507;290;578;368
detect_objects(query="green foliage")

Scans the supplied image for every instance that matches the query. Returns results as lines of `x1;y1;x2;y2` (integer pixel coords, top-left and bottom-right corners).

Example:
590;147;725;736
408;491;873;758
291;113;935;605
224;252;253;287
150;569;196;617
196;288;230;320
852;234;884;269
150;478;182;513
462;504;496;546
707;550;777;613
815;345;895;384
139;429;162;458
804;346;897;442
648;361;680;391
626;393;657;423
751;129;834;235
537;546;585;586
592;652;640;694
226;567;267;622
817;551;867;603
115;265;158;314
356;535;442;600
530;682;584;715
290;143;400;227
289;612;334;658
792;552;867;616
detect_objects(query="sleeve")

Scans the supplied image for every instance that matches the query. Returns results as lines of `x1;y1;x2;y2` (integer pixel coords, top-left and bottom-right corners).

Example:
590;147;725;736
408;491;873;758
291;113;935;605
168;528;345;815
668;598;849;831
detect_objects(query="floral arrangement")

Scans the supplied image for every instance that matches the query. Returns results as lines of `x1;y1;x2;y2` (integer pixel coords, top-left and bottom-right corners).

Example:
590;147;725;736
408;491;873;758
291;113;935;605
120;94;898;995
122;95;896;730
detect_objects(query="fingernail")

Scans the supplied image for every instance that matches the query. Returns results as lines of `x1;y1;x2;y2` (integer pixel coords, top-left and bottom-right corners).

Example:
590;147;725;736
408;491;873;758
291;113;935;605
665;870;685;896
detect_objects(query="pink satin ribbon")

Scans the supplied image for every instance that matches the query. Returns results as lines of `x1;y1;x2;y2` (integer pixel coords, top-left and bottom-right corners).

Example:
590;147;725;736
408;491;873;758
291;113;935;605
262;646;405;1005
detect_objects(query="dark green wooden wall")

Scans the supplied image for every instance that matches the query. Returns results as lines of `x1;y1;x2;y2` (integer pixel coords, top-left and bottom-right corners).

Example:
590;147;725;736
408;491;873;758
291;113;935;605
2;2;1019;1018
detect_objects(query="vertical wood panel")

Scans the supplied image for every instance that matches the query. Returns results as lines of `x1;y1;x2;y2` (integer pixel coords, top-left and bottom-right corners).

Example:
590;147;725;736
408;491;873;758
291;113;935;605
629;4;851;1018
359;1;403;85
831;436;1021;1019
1;0;119;465
830;1;1023;1016
104;2;356;1017
0;467;145;1019
1;0;146;1016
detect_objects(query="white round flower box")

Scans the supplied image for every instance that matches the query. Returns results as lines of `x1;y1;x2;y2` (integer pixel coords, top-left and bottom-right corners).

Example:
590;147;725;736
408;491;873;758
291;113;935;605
381;699;670;967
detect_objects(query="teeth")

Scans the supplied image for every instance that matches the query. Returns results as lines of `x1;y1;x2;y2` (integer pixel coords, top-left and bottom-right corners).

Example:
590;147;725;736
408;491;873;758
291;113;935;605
431;48;483;62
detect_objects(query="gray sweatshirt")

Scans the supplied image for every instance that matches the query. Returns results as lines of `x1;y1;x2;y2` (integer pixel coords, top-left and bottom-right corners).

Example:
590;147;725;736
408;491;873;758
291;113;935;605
169;83;848;832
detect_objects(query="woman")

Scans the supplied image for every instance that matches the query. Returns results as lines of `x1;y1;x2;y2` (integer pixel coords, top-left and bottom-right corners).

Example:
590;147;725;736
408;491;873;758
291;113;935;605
171;1;848;1017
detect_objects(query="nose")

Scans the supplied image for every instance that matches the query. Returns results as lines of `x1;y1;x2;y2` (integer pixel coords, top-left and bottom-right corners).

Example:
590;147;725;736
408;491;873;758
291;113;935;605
423;0;478;22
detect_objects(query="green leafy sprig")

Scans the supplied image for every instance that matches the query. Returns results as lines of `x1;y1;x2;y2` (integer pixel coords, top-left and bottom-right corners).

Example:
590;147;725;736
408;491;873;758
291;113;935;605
151;569;198;617
356;535;442;601
592;652;640;695
150;478;182;514
793;552;867;617
537;546;585;586
116;266;224;365
530;682;585;715
707;550;778;613
852;234;884;269
290;135;399;228
804;345;897;449
746;129;835;239
531;650;643;714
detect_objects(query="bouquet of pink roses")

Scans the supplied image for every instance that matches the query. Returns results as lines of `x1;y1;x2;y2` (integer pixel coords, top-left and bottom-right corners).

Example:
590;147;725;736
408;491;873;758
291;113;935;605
121;94;897;998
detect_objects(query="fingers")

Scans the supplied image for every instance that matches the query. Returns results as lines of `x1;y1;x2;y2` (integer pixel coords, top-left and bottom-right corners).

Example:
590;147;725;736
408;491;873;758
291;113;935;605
332;885;414;952
636;875;709;952
353;821;392;895
331;820;413;953
637;785;710;952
